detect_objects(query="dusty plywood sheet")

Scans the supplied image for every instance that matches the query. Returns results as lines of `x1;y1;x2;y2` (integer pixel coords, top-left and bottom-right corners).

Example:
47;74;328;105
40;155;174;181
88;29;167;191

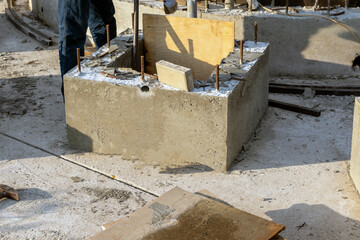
143;14;234;81
92;187;285;240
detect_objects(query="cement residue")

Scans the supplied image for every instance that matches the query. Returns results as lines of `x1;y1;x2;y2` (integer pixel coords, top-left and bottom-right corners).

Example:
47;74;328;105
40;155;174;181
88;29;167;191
142;200;239;240
83;187;131;203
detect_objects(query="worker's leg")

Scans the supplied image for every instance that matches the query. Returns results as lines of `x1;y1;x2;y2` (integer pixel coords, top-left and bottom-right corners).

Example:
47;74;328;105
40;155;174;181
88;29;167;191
58;0;90;97
88;0;117;49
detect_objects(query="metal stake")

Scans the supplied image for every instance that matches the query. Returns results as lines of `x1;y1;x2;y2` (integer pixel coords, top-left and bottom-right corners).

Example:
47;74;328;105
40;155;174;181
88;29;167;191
132;0;139;70
205;0;208;11
286;0;289;15
141;56;145;82
187;0;197;18
106;24;110;48
131;13;134;31
240;40;244;64
216;64;219;91
327;0;330;15
254;21;258;44
77;48;81;73
249;0;252;14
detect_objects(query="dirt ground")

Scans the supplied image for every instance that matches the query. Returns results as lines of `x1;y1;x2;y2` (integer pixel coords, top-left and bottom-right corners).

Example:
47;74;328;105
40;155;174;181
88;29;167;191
2;4;360;240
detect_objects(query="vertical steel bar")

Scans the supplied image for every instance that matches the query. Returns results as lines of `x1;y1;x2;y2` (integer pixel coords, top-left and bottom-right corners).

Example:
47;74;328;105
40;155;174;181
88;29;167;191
216;64;219;91
132;0;139;70
77;48;81;73
286;0;289;15
106;24;110;48
141;56;145;82
131;13;134;31
240;40;244;64
187;0;197;18
254;21;258;44
327;0;330;15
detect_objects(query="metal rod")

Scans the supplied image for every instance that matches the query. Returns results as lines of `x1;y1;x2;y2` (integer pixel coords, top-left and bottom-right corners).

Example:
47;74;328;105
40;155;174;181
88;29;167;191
327;0;330;15
131;13;134;31
106;24;110;48
187;0;197;18
240;40;244;64
132;0;139;70
77;48;81;73
249;0;252;14
141;56;145;82
216;64;219;91
205;0;208;11
254;21;258;44
286;0;289;15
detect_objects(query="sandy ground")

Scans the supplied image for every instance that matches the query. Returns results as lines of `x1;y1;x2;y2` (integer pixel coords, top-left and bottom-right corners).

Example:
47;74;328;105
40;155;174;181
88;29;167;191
2;4;360;240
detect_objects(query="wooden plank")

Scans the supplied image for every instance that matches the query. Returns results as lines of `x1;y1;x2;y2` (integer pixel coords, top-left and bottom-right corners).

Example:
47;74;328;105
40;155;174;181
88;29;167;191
92;187;285;240
268;98;321;117
269;83;360;96
156;60;194;91
5;0;52;46
143;14;234;81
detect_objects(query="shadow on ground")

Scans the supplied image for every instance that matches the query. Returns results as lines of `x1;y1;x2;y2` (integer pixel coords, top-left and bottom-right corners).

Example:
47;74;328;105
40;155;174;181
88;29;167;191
266;203;360;239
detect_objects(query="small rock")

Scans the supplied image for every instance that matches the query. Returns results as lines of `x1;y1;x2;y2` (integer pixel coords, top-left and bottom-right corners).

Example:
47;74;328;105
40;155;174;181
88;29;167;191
21;39;28;43
303;87;316;99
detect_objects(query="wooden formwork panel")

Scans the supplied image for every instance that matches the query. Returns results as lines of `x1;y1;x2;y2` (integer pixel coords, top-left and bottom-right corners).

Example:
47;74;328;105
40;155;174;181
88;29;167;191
143;14;234;81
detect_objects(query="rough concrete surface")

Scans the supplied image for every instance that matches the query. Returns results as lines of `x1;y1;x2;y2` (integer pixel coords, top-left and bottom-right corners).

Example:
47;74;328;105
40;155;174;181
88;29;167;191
2;5;360;240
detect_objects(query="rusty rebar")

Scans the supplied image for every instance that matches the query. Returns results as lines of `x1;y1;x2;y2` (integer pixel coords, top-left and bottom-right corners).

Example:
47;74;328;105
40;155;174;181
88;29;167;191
106;24;110;48
77;48;81;73
216;64;219;91
254;21;258;44
240;40;244;64
286;0;289;15
141;56;145;82
131;13;134;31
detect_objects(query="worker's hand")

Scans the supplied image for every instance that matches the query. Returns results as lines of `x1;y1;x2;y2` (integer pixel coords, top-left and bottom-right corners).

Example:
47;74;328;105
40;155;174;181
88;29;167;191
164;0;178;14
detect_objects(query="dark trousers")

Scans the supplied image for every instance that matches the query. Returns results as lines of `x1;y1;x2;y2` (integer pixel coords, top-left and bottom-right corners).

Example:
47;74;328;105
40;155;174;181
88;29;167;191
58;0;117;96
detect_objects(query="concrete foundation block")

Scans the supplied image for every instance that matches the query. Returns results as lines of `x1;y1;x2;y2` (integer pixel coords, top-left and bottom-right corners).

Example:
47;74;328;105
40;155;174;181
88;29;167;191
350;98;360;192
156;60;194;91
64;31;269;172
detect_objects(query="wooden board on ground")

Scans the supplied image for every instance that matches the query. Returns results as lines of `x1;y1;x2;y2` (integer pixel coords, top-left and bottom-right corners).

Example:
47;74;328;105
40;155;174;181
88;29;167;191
92;187;285;240
143;14;234;81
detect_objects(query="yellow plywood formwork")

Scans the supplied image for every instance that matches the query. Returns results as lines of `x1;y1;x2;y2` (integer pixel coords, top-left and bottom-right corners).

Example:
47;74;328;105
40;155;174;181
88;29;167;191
143;14;234;81
351;98;360;192
92;188;285;240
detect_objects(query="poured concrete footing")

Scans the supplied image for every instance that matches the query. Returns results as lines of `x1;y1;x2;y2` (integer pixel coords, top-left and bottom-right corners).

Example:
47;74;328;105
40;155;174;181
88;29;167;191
64;31;269;172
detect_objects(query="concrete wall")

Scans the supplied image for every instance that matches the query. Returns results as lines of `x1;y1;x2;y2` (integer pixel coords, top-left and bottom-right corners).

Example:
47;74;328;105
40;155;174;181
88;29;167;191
29;0;360;77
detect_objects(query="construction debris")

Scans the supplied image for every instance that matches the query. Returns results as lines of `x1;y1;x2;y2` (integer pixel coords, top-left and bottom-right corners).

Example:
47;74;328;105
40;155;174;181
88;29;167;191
268;98;321;117
91;188;285;240
0;184;19;201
